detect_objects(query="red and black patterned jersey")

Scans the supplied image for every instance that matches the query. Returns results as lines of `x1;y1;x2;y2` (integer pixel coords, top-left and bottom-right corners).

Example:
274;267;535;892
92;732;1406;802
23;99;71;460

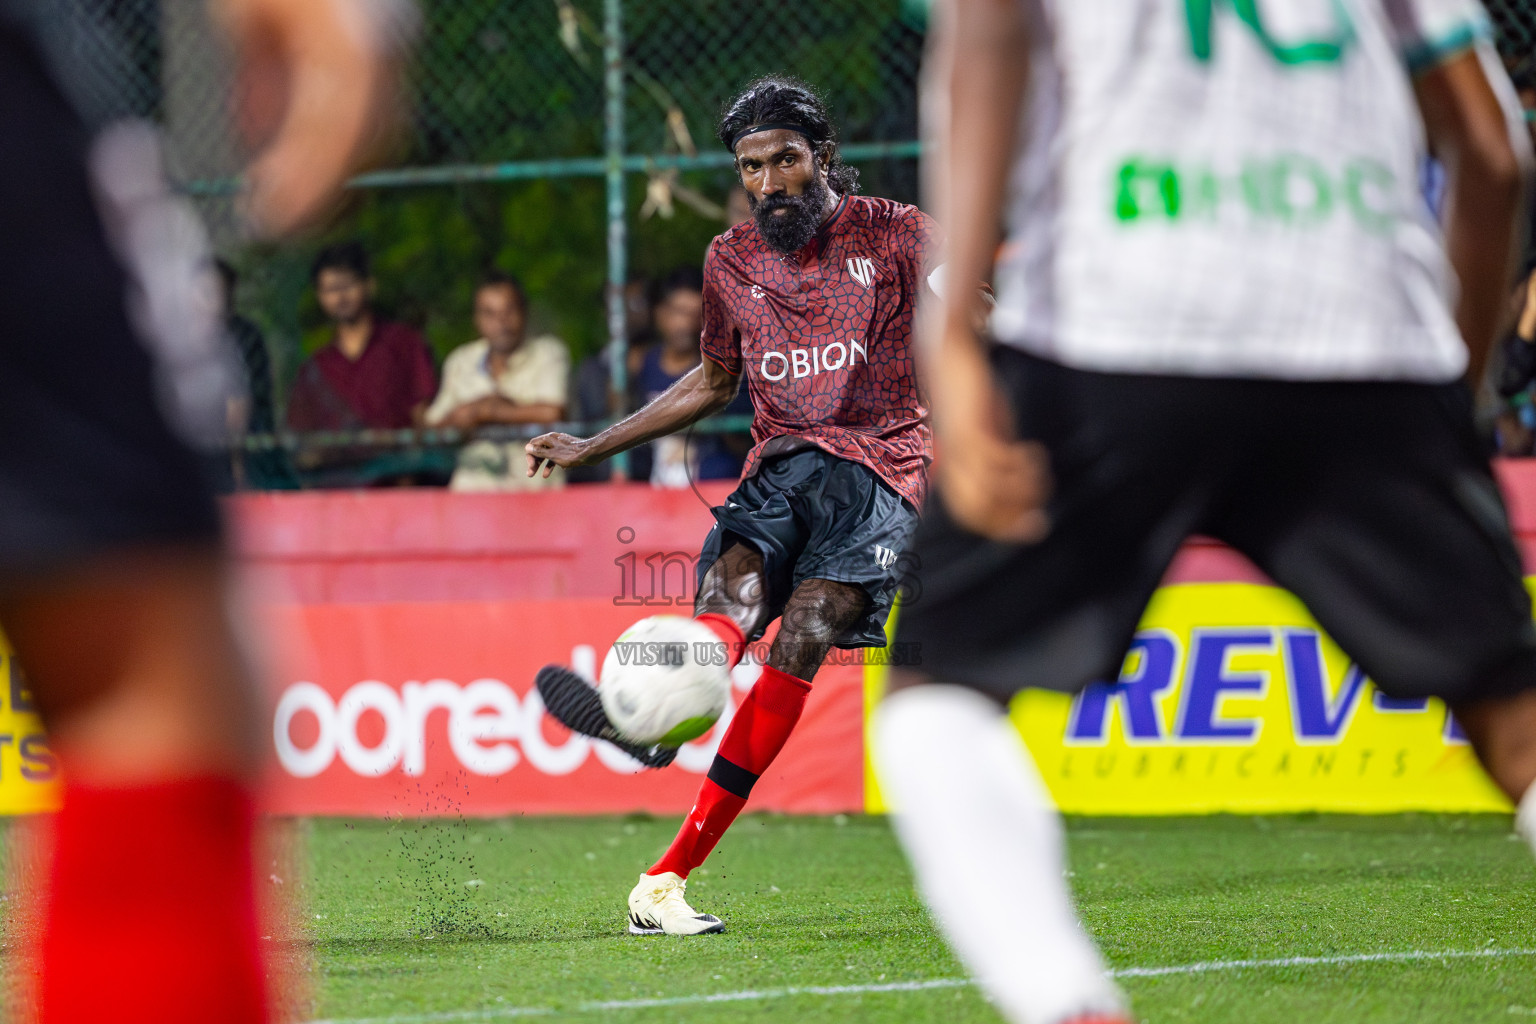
701;194;937;508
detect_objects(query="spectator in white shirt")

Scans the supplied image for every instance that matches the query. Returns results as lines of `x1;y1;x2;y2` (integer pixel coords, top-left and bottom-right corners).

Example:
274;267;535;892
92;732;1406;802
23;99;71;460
425;270;570;490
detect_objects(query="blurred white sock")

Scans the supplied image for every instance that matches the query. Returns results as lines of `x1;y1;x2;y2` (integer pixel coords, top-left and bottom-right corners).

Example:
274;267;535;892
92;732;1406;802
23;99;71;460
1518;782;1536;860
873;684;1125;1024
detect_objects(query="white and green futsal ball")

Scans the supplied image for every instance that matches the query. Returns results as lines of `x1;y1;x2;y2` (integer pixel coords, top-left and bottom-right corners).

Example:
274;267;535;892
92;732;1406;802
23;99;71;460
599;615;731;746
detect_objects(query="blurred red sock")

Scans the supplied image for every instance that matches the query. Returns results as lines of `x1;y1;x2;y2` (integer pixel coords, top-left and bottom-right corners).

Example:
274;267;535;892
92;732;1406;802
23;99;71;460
650;665;811;877
39;776;268;1024
695;613;747;669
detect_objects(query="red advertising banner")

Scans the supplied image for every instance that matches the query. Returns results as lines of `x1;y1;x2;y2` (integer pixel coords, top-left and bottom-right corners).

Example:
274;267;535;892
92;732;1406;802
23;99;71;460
260;599;864;817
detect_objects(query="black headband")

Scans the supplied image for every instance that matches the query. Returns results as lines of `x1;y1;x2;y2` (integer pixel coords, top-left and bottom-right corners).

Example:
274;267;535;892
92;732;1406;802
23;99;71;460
728;122;816;153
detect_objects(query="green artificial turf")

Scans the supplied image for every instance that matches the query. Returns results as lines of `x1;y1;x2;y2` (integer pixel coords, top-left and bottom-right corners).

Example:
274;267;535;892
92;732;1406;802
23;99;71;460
281;813;1536;1023
5;813;1536;1022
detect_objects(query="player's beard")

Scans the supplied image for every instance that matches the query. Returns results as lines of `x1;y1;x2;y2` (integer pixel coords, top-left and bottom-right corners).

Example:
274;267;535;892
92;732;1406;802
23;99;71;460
751;171;831;255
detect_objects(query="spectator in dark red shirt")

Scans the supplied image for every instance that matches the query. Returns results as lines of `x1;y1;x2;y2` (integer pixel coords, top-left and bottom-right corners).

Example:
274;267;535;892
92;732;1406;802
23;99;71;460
284;242;439;486
285;241;437;433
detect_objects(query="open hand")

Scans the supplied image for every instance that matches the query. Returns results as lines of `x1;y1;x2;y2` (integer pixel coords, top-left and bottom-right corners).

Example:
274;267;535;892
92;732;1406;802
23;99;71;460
937;430;1051;543
525;432;594;478
930;326;1051;543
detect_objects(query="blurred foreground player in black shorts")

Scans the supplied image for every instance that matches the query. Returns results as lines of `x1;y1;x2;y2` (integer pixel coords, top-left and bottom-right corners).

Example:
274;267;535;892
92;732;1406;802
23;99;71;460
0;2;399;1019
874;2;1536;1023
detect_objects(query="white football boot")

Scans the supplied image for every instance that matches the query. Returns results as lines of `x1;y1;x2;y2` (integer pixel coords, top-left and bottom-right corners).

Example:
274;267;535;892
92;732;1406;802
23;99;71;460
626;871;725;935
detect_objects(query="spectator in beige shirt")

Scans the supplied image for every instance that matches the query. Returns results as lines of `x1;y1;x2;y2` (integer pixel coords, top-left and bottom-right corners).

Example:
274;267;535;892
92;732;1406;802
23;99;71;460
425;271;570;490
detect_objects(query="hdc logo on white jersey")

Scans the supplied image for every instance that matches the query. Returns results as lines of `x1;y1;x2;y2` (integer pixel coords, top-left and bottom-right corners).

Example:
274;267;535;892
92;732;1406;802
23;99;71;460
873;546;898;570
846;257;875;288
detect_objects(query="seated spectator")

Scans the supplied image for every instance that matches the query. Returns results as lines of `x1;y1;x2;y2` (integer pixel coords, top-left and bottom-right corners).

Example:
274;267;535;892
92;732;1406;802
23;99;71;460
1496;266;1536;456
568;274;656;482
214;258;296;489
619;274;657;349
425;270;570;490
285;241;439;485
287;241;437;432
636;267;751;487
212;259;276;436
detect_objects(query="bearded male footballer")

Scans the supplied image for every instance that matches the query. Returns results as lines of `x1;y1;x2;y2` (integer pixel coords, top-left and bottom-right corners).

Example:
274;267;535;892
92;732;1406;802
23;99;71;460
527;76;938;936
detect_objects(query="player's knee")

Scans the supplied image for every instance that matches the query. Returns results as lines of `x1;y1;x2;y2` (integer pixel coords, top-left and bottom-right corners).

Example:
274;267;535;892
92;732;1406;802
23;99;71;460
699;550;764;603
766;584;865;676
781;580;866;638
0;549;262;776
697;599;769;644
778;606;846;646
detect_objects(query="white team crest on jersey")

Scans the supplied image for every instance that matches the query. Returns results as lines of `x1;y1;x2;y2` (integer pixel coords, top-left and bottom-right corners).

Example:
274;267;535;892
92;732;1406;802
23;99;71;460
750;284;765;301
873;545;898;570
846;257;875;288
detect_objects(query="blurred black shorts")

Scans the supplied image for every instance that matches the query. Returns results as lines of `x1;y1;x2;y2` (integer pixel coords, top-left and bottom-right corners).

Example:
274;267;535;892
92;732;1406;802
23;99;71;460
0;25;219;579
697;447;918;649
897;346;1536;705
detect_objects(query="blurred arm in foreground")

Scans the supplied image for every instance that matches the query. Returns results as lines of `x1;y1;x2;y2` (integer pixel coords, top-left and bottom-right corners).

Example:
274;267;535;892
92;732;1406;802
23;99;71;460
0;3;404;1021
215;0;408;237
919;0;1049;544
1414;46;1533;387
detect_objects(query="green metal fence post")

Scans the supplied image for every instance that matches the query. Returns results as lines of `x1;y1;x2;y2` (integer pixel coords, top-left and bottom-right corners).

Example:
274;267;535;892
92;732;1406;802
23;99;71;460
604;0;630;479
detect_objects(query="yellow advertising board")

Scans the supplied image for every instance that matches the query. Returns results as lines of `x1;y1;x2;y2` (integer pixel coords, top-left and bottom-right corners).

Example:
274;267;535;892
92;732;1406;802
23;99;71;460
0;632;60;814
865;583;1512;815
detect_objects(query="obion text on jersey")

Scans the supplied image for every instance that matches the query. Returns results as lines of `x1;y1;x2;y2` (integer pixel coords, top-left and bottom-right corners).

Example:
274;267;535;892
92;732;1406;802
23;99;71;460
758;338;868;382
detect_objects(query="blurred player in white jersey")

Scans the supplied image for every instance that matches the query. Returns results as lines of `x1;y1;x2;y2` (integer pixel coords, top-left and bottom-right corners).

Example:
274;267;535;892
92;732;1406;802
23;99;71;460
875;1;1535;1022
0;1;398;1019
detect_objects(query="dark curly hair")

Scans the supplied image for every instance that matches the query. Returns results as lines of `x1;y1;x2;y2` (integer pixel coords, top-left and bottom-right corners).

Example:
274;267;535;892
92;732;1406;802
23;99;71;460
717;76;860;196
310;240;370;283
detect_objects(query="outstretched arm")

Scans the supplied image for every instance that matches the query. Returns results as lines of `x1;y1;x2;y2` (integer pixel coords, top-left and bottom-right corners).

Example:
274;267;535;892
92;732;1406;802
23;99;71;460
922;0;1050;542
525;358;741;478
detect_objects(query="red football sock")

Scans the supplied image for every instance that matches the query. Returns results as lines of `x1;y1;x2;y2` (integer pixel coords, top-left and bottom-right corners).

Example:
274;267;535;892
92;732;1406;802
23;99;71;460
650;665;811;878
39;776;268;1024
695;613;747;669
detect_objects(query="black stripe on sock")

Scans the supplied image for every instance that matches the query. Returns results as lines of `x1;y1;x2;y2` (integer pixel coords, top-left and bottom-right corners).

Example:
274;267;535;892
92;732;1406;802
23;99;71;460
707;755;759;799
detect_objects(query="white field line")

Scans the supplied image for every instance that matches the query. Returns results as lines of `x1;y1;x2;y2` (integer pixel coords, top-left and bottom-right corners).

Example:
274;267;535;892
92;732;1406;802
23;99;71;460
1111;946;1536;978
304;947;1536;1024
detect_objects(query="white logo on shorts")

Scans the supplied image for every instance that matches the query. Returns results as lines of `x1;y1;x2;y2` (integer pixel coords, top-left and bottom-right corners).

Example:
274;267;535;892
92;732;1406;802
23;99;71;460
873;545;898;570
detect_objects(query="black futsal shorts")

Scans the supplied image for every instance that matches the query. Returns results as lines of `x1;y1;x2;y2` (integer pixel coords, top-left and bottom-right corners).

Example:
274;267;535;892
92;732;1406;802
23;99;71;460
897;346;1536;705
0;24;220;579
697;447;919;649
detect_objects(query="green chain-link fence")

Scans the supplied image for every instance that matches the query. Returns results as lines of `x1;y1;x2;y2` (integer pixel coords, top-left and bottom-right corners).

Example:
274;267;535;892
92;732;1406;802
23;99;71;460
401;1;922;173
258;4;916;299
19;0;926;388
206;0;923;486
170;0;1533;384
1492;0;1536;78
16;0;1536;486
202;0;924;464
